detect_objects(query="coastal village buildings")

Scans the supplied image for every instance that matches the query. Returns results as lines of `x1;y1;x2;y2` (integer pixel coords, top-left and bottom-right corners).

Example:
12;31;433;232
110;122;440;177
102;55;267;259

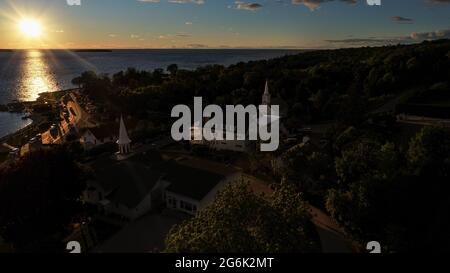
79;117;138;150
64;92;98;130
85;155;239;220
84;116;241;220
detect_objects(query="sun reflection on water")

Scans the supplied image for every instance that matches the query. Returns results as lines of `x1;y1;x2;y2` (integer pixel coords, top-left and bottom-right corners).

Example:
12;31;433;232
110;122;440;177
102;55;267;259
19;50;58;101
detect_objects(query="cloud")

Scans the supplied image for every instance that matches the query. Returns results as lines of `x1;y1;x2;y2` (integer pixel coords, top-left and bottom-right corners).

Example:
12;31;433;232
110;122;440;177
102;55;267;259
176;33;192;37
234;1;263;11
392;16;414;24
291;0;356;11
137;0;204;4
291;0;450;11
168;0;205;4
186;43;209;48
135;0;449;11
410;29;450;40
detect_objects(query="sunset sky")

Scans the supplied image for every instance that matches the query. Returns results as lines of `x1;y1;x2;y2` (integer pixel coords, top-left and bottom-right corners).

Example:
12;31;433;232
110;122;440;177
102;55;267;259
0;0;449;49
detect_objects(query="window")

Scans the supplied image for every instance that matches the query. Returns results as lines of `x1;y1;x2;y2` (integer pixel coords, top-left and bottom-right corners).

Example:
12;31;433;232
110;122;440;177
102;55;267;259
184;203;193;212
167;196;178;209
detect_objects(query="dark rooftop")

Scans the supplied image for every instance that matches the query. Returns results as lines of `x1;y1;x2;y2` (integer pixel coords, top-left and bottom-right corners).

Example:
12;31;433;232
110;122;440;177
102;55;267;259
90;151;164;209
164;163;226;201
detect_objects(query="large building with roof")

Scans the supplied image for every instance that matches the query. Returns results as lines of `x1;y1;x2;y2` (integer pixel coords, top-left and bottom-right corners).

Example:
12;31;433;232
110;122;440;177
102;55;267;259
84;151;240;220
162;163;240;215
189;80;287;152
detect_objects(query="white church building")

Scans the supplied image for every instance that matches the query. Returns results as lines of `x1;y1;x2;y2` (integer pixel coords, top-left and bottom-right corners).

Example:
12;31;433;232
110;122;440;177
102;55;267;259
190;80;277;152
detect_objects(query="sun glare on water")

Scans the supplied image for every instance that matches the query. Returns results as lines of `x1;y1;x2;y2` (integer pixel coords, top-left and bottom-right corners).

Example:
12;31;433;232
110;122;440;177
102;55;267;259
19;18;42;38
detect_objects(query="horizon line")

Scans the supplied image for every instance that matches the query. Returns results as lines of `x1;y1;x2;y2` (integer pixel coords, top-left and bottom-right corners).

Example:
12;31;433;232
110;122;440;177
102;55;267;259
0;47;313;50
1;39;439;51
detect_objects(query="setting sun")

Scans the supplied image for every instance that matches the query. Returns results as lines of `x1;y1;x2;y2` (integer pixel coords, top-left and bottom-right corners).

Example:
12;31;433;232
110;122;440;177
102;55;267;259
19;18;42;38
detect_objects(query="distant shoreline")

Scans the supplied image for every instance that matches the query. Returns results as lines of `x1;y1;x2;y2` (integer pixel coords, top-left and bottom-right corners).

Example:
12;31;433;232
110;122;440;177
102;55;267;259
72;49;113;52
0;48;310;51
0;89;78;144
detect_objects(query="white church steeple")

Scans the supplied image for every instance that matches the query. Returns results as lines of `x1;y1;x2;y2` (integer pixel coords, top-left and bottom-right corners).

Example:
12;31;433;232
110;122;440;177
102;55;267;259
262;80;271;106
117;115;131;155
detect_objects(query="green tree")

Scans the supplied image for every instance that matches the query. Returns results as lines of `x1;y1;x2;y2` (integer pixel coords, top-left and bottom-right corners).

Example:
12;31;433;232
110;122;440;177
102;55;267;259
326;141;398;241
167;64;179;76
407;126;450;176
335;141;397;187
165;182;320;253
71;76;83;88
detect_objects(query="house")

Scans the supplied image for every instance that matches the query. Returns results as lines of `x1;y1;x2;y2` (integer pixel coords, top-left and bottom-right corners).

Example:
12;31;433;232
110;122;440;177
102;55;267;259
162;163;240;215
80;125;117;149
80;118;137;150
84;152;166;220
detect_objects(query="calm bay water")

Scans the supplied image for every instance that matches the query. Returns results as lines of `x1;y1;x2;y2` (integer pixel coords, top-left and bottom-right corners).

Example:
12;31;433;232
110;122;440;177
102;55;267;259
0;112;32;140
0;49;302;138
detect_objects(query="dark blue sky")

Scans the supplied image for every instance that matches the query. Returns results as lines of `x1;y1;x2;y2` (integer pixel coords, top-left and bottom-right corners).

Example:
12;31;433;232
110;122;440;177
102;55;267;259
1;0;449;48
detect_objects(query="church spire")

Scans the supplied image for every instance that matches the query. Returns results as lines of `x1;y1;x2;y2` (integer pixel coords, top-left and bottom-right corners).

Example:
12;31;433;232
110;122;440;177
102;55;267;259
262;80;271;106
264;80;270;96
117;115;131;154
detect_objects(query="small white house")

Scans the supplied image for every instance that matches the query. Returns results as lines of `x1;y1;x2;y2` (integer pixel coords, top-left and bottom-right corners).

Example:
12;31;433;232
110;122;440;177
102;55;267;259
80;127;117;149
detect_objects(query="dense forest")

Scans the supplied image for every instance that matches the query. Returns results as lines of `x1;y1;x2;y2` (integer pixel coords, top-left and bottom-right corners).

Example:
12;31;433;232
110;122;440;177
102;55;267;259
73;39;450;126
